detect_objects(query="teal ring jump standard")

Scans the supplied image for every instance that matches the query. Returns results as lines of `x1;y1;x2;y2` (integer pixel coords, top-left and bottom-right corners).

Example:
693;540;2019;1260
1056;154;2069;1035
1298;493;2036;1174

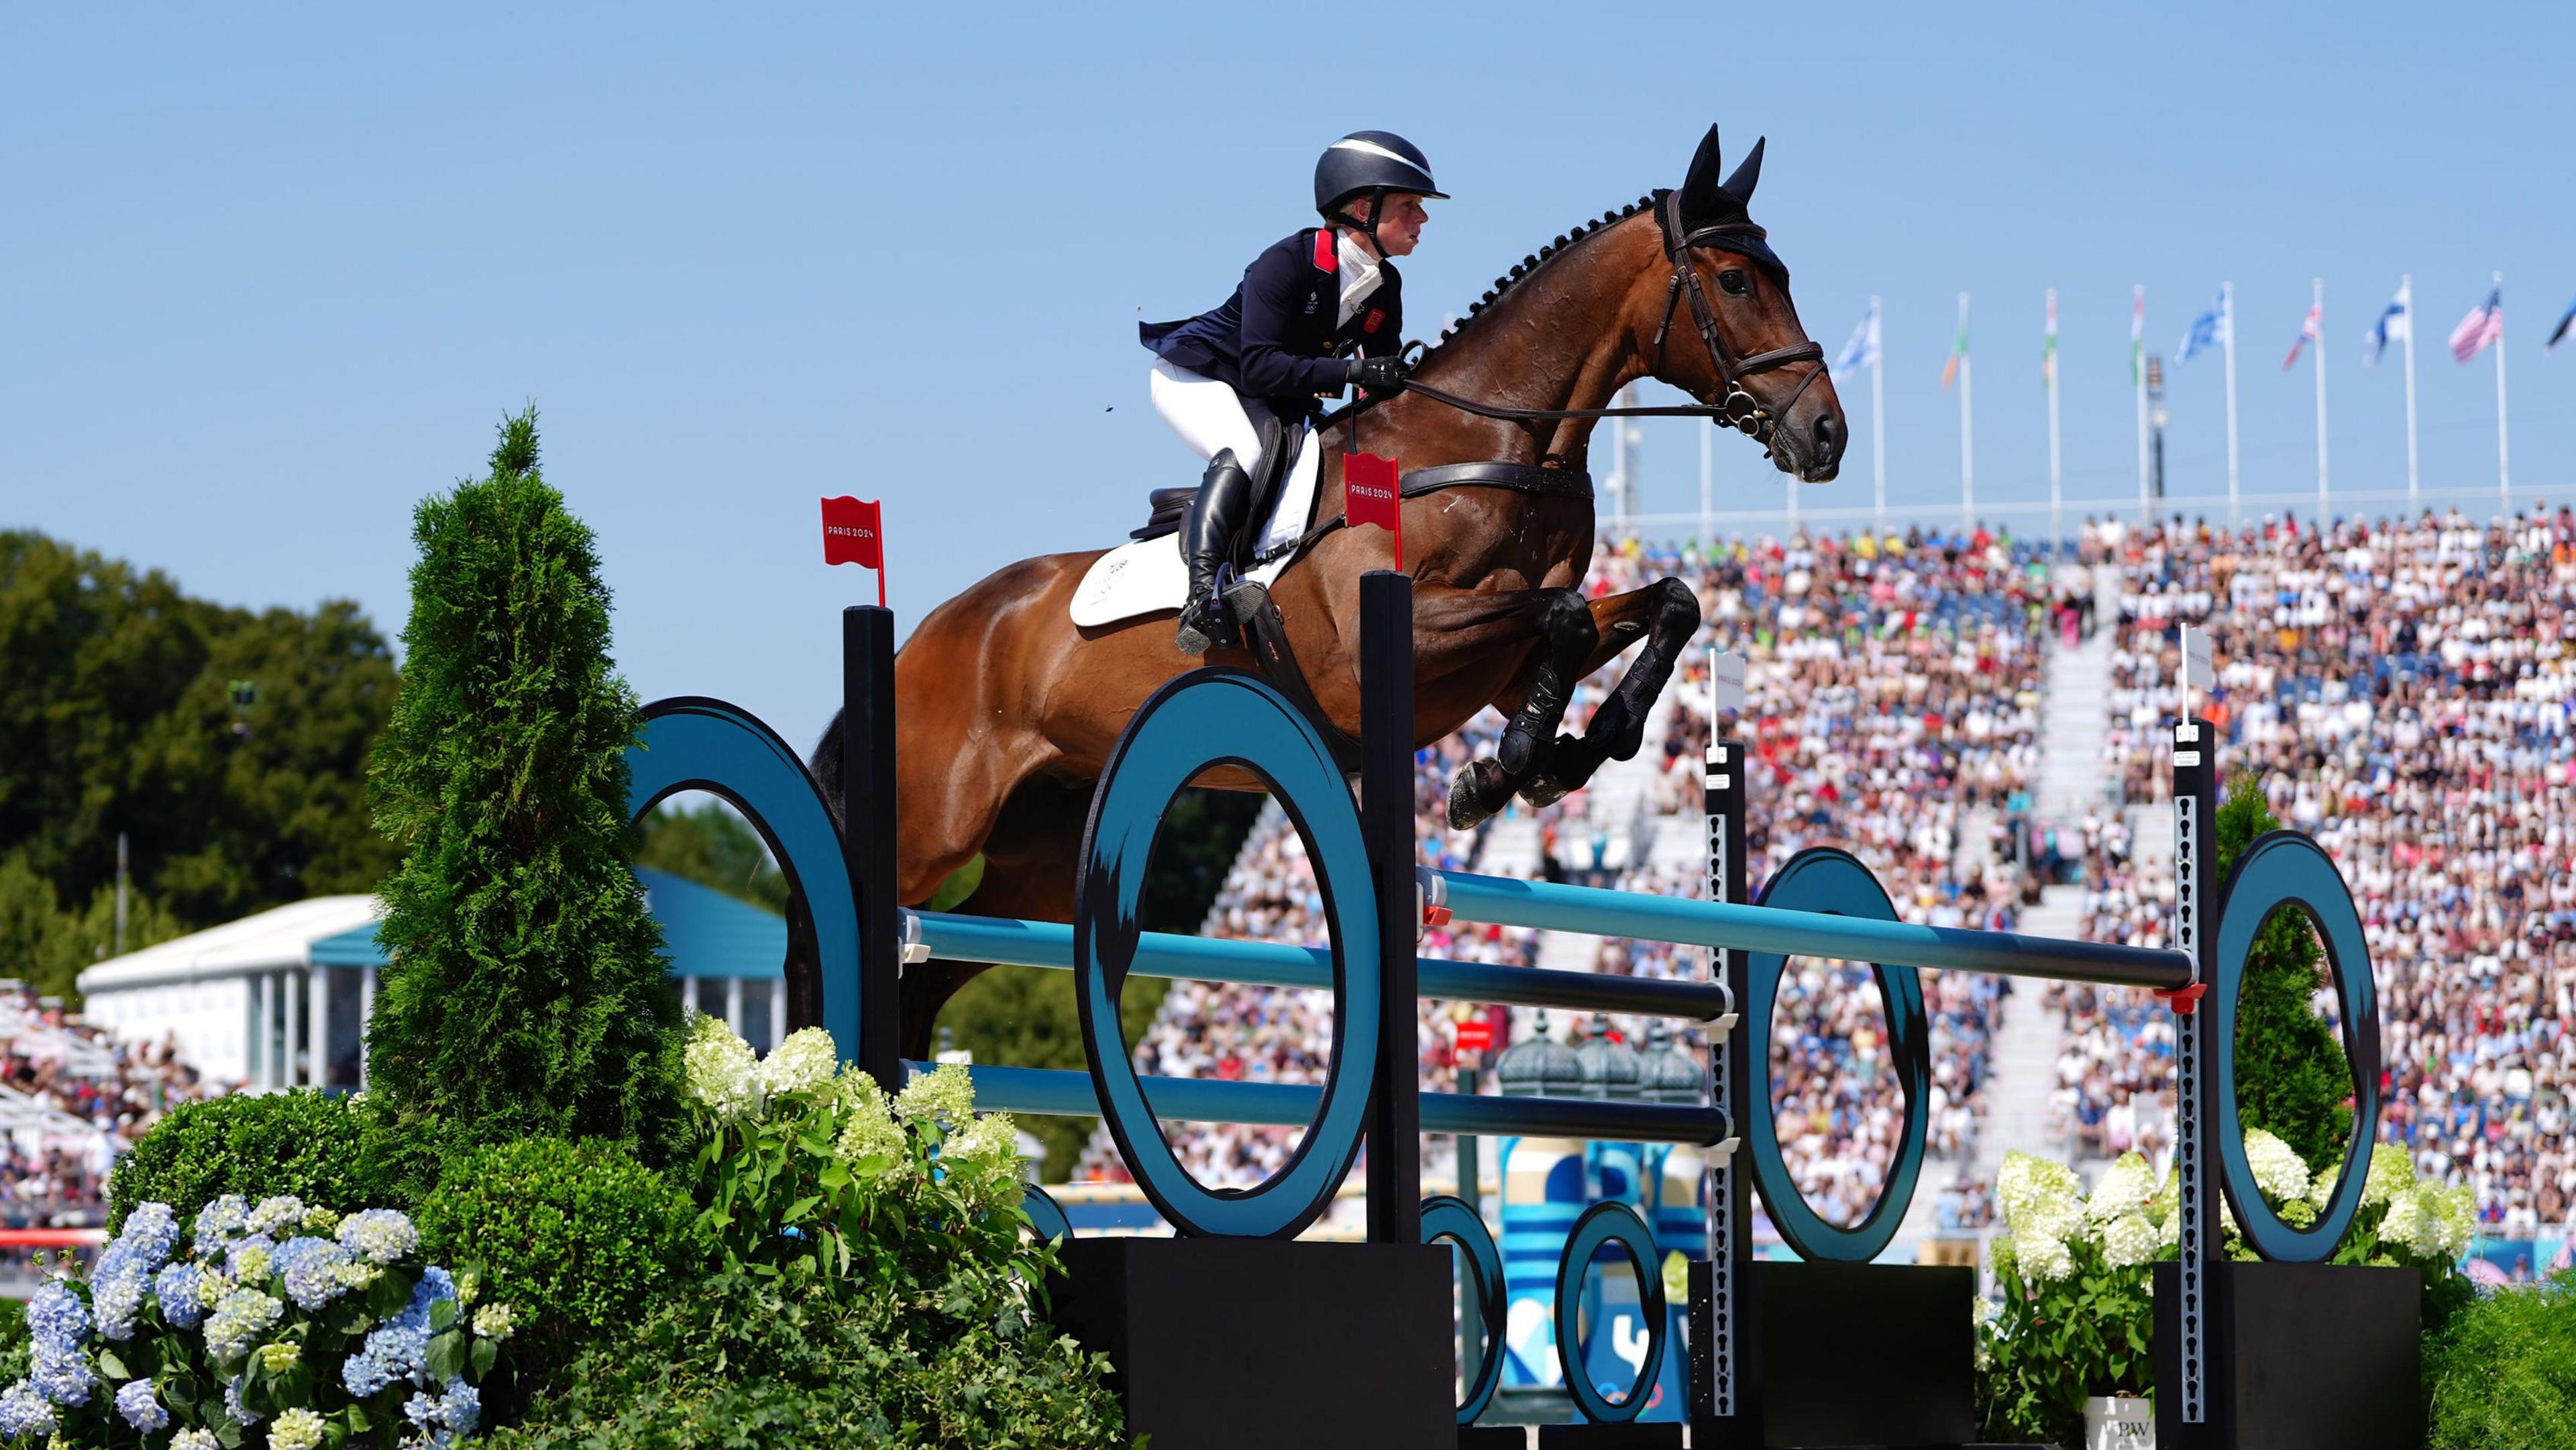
1742;847;1931;1263
1020;1184;1072;1245
1551;1202;1666;1424
2209;830;2383;1263
626;698;861;1062
1074;669;1383;1241
1419;1195;1506;1425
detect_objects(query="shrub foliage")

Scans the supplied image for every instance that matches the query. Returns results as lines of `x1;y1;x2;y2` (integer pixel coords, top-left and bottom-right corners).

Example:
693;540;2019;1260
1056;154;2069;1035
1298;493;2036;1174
2216;774;2355;1170
105;1089;397;1232
366;409;684;1159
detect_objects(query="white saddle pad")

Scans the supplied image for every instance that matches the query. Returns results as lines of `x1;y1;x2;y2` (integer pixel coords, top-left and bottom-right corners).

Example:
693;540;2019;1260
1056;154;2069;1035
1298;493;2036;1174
1071;429;1322;629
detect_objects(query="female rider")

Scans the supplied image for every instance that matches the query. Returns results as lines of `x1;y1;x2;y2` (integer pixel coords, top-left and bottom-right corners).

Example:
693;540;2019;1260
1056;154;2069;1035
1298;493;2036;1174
1140;130;1442;652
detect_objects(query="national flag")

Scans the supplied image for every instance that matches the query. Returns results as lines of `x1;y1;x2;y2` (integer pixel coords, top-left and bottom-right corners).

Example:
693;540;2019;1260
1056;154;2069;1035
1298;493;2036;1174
2364;280;2410;366
1344;452;1403;570
2449;286;2503;363
2550;293;2576;355
2042;289;2059;386
821;496;887;604
2283;302;2323;371
1942;295;1969;391
1834;299;1881;374
2130;286;2145;386
2176;289;2229;365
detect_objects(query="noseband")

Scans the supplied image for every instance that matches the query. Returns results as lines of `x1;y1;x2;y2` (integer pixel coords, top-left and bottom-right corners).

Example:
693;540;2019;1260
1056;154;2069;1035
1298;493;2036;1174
1648;189;1826;446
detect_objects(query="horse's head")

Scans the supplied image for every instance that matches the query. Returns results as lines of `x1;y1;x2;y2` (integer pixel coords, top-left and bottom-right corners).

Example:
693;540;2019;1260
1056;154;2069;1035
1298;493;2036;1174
1648;125;1845;483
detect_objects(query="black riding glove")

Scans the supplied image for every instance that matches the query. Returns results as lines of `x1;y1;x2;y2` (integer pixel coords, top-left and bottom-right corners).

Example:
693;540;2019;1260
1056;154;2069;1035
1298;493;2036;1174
1348;353;1411;394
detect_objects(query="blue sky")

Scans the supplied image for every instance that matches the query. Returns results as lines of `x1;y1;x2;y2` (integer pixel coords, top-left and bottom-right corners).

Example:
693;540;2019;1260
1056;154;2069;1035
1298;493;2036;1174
7;3;2573;749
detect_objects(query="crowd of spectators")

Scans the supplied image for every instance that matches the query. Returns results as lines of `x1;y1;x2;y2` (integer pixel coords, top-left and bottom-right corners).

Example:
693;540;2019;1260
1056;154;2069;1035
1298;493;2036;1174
2060;505;2576;1241
0;982;211;1239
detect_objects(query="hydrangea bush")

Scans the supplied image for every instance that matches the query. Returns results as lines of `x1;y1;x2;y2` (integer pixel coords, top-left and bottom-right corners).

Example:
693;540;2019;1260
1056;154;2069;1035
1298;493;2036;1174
0;1195;513;1449
681;1017;1026;1293
1976;1133;2474;1445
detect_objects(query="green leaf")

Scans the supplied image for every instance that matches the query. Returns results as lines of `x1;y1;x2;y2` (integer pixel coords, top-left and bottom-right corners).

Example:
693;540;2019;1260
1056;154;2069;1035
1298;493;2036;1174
471;1334;500;1380
97;1347;131;1382
426;1327;466;1384
429;1296;460;1332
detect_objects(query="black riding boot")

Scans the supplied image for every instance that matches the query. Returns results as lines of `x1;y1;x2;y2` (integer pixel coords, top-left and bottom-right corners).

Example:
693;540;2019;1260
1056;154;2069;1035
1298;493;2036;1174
1175;450;1255;654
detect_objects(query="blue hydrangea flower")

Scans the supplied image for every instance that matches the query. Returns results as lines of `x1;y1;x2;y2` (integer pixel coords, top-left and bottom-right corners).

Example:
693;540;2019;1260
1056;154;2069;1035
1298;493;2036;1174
155;1263;208;1330
272;1235;353;1312
31;1351;93;1408
115;1377;170;1433
92;1268;146;1341
96;1201;180;1282
26;1281;89;1357
336;1208;419;1265
404;1378;482;1439
224;1233;278;1281
244;1195;306;1237
0;1382;55;1437
223;1372;262;1427
194;1194;250;1247
204;1287;285;1363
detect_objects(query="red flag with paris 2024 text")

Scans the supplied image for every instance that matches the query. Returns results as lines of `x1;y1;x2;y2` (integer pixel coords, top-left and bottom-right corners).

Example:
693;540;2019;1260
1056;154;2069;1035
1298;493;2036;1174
821;497;886;606
1344;452;1401;568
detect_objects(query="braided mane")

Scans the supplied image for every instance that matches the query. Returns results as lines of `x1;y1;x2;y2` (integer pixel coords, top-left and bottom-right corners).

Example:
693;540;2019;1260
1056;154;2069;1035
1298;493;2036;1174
1422;193;1659;359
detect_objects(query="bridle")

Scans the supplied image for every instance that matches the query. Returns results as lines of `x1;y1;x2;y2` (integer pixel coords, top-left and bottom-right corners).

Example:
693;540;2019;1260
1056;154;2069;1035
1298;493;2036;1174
1645;188;1827;444
1332;188;1829;456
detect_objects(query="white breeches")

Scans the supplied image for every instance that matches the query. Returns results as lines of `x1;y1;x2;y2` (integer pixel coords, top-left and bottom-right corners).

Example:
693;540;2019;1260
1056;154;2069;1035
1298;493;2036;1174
1148;359;1280;474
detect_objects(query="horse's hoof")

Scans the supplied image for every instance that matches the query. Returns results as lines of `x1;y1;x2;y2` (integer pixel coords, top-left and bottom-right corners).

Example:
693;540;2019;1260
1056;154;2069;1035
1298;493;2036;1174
1517;775;1572;809
1448;758;1509;831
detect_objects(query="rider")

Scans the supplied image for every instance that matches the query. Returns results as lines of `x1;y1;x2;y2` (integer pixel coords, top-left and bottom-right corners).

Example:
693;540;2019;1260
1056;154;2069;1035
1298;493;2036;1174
1140;130;1442;652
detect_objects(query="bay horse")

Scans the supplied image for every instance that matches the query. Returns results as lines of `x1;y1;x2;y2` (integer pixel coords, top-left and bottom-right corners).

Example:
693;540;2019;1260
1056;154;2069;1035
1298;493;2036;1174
816;123;1844;1056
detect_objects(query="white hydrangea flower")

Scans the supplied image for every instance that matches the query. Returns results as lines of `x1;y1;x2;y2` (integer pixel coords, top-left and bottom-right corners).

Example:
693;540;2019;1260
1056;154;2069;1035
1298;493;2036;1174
834;1072;906;1171
684;1013;762;1121
472;1302;516;1341
1996;1151;2084;1243
2432;1185;2476;1258
759;1027;840;1097
244;1196;306;1237
2087;1153;2157;1222
173;1430;219;1450
2018;1231;2076;1285
2362;1144;2412;1208
894;1060;976;1127
2100;1214;2160;1268
2241;1129;2311;1204
267;1406;326;1450
2379;1190;2426;1253
2308;1156;2343;1208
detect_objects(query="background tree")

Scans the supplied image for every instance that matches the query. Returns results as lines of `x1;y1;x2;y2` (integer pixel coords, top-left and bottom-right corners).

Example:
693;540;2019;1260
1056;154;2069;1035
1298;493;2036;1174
633;799;788;912
2217;773;2355;1170
0;531;398;998
366;408;684;1165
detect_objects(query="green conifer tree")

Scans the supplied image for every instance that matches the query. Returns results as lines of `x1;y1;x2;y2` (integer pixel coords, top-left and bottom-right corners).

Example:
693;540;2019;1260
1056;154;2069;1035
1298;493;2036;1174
2216;774;2354;1169
366;409;683;1162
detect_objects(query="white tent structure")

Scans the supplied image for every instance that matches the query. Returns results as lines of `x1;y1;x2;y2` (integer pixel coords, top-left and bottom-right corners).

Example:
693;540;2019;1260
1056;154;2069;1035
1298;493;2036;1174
75;895;380;1091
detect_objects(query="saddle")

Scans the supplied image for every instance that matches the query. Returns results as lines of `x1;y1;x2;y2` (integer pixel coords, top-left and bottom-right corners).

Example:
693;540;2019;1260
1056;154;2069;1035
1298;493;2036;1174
1130;410;1301;552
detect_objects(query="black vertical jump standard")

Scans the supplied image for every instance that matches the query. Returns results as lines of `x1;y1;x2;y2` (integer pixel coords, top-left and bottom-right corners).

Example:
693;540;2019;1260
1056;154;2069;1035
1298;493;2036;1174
1361;570;1424;1246
841;605;905;1094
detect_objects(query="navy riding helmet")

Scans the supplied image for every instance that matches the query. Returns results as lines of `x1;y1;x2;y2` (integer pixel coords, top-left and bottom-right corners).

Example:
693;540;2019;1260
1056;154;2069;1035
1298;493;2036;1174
1312;131;1448;220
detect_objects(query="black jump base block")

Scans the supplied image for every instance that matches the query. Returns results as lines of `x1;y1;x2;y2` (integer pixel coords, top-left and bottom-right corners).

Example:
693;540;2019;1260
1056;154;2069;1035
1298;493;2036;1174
1051;1237;1451;1450
2153;1260;2420;1450
1535;1422;1685;1447
1689;1259;1978;1449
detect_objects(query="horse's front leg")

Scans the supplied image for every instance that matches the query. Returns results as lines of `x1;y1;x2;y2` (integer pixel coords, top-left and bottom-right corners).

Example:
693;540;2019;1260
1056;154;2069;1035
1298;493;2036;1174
1412;584;1598;831
1522;574;1703;804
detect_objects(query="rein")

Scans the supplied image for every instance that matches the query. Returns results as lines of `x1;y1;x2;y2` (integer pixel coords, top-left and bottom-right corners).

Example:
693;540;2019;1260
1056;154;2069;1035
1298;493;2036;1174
1321;190;1828;450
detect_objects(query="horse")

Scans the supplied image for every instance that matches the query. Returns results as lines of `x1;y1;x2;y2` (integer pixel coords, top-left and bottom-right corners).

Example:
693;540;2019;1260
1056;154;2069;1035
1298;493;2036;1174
813;123;1845;1057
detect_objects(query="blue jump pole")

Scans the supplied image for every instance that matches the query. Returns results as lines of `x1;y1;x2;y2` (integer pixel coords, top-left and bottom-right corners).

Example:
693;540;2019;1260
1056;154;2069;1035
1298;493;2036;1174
1433;869;2192;991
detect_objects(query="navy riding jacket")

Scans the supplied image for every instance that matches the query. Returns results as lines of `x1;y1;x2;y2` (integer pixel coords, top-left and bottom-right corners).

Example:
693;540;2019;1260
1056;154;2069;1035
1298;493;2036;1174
1140;227;1404;419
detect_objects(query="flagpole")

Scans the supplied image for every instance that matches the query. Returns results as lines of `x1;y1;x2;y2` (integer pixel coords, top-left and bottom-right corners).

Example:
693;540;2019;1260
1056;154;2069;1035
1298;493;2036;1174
2222;280;2240;525
2135;285;2150;527
2314;277;2330;521
2402;274;2420;509
1870;295;1887;534
2046;287;2063;560
2495;270;2511;510
1958;291;1974;529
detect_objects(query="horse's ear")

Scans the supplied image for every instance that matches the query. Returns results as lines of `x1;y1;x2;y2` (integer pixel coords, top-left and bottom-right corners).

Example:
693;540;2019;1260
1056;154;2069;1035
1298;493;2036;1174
1721;136;1766;205
1678;125;1727;219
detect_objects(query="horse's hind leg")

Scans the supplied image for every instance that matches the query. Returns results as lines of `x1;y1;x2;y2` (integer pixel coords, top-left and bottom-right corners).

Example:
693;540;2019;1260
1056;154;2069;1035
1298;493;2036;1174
1423;586;1599;831
1523;575;1703;802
